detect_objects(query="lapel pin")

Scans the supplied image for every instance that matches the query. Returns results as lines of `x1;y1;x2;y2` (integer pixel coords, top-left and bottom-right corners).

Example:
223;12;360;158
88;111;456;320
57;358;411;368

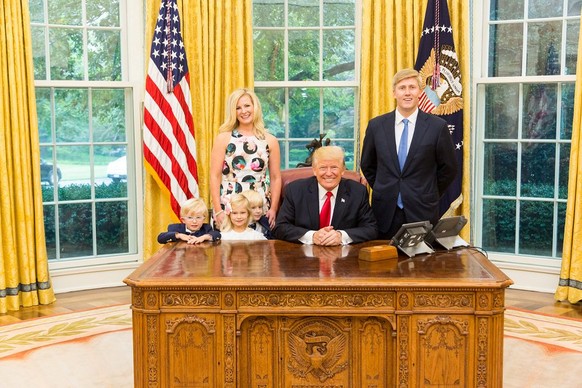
341;198;346;203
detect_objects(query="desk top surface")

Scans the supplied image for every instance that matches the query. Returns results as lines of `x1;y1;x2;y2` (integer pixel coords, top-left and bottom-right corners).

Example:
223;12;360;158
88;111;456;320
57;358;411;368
124;240;512;290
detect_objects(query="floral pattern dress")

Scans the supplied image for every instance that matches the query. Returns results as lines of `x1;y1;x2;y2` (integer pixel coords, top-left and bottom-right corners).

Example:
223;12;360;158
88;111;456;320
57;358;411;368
220;129;271;212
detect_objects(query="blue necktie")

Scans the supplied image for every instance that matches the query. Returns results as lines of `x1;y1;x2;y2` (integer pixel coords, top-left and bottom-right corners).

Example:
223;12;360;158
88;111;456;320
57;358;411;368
397;118;409;208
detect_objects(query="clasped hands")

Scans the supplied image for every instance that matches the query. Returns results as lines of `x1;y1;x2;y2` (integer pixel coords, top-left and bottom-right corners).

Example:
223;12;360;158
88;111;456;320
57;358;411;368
176;233;211;244
313;226;342;246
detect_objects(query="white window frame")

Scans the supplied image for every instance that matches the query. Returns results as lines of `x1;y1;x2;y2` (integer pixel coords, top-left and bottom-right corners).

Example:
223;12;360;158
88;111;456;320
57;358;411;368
32;0;145;292
471;0;577;292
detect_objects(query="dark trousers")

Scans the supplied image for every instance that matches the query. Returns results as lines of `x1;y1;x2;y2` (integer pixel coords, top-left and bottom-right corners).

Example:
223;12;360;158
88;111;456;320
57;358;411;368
378;207;406;241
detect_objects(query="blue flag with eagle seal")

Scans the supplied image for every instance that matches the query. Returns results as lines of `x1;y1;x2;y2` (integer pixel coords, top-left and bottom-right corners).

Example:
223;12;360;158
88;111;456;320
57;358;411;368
414;0;463;217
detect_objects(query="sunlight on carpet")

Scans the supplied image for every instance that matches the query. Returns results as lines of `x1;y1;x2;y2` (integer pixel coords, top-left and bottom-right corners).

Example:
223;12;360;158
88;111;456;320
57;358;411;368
1;304;581;387
0;304;133;388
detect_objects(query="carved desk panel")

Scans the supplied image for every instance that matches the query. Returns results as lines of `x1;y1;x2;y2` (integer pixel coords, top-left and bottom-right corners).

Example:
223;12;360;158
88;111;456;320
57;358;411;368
124;240;512;388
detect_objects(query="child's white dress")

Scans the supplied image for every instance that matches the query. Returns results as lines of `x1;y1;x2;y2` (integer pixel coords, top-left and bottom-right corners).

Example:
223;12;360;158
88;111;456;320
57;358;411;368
220;228;267;241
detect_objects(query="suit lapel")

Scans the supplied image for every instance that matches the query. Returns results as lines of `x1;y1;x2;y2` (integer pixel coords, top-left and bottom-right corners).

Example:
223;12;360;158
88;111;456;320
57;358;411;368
331;180;349;227
306;177;320;226
382;113;400;171
405;111;429;172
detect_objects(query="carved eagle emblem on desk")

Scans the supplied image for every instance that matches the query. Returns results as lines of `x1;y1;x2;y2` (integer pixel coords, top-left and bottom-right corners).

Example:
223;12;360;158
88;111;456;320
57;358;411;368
287;330;348;382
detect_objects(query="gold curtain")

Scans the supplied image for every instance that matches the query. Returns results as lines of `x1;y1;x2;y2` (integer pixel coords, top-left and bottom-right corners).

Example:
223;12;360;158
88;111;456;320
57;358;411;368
143;0;254;259
555;15;582;304
0;0;55;313
359;0;471;240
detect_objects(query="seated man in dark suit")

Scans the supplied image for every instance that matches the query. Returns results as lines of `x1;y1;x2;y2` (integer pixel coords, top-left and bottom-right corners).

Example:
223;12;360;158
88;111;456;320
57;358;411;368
274;146;377;245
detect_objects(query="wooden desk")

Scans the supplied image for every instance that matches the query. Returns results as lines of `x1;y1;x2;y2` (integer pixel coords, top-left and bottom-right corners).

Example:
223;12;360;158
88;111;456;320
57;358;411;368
124;240;512;388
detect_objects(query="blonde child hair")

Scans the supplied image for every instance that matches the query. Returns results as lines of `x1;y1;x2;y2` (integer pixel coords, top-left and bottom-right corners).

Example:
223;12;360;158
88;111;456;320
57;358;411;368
220;193;252;232
240;189;264;208
180;198;208;219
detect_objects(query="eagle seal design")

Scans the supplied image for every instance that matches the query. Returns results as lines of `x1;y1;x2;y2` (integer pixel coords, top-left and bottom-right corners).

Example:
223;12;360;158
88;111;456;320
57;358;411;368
418;45;463;116
287;322;348;382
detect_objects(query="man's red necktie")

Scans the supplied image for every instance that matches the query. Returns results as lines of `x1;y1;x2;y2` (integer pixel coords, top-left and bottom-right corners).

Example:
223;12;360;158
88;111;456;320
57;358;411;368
319;192;333;228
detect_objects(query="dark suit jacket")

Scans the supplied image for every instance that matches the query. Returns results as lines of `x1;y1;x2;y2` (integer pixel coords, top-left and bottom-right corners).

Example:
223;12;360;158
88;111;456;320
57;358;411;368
273;176;378;244
250;215;273;239
157;223;221;244
360;109;457;234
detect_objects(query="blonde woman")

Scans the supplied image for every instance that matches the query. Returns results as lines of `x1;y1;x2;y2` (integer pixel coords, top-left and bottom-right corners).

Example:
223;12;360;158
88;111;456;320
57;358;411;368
210;88;281;229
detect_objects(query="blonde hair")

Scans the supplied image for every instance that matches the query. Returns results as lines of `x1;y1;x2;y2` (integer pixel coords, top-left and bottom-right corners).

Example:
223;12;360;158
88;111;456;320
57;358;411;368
240;189;264;208
218;88;267;140
392;68;422;89
220;193;252;232
312;145;346;167
180;198;208;219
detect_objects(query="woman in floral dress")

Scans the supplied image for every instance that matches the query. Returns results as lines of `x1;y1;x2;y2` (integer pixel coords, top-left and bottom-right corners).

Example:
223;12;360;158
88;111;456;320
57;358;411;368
210;88;281;229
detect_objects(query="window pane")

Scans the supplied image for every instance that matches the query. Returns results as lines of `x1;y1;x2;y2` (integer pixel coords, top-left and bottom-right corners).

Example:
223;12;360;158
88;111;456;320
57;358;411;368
29;0;45;23
92;89;126;142
333;140;355;170
482;199;516;253
87;0;120;27
490;0;524;20
557;202;567;256
48;0;82;25
323;29;355;81
43;205;57;260
31;27;47;80
324;0;355;26
36;88;52;142
255;87;285;138
526;21;562;76
49;28;84;80
519;201;553;256
288;0;319;27
523;84;557;140
483;143;517;196
566;20;580;75
529;0;563;18
489;23;523;76
484;84;519;139
558;143;570;199
96;201;128;254
289;88;319;138
253;0;284;27
561;83;575;140
40;146;62;188
521;143;556;197
289;30;319;81
59;203;93;258
289;140;311;168
323;88;354;139
55;89;89;142
568;0;582;16
94;145;127;189
88;30;122;81
253;30;285;81
57;145;91;199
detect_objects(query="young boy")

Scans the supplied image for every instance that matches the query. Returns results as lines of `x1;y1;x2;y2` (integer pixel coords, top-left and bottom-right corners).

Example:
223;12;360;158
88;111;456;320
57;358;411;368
241;189;273;239
158;198;221;244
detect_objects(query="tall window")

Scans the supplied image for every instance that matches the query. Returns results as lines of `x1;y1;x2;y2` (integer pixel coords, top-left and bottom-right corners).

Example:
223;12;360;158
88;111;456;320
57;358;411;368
252;0;359;169
30;0;139;266
475;0;580;265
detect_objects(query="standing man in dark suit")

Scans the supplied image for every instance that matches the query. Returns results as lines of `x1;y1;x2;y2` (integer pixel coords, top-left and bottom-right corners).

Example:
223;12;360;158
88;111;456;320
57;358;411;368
361;68;457;240
274;146;377;245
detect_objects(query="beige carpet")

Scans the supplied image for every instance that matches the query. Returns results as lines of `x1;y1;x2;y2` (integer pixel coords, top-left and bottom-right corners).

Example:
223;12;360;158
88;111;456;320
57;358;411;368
1;305;581;387
0;304;133;387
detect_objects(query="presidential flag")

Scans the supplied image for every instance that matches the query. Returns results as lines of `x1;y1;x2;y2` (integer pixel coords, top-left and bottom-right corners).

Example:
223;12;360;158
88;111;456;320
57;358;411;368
414;0;463;217
143;0;199;217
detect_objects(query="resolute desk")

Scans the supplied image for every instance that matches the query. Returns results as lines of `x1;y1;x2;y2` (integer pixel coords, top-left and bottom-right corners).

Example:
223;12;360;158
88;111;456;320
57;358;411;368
124;240;512;388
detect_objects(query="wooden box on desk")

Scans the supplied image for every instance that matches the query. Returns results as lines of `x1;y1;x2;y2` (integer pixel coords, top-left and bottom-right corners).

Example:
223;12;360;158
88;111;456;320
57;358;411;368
358;244;398;262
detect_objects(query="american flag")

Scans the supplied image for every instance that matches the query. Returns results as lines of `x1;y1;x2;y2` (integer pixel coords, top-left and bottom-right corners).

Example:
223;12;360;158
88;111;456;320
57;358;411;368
414;0;464;216
143;0;199;217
